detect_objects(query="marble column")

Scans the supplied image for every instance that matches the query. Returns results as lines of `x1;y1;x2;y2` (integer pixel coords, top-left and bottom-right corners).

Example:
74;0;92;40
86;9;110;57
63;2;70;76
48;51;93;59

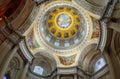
108;22;120;33
20;62;30;79
0;46;18;79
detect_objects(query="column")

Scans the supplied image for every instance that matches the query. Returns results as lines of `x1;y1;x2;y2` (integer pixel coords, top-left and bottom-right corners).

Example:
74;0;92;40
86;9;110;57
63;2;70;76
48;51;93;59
20;62;30;79
0;46;18;79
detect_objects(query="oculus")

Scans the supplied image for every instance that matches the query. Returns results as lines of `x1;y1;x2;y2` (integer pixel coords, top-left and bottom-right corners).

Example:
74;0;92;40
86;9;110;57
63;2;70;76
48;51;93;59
57;13;72;29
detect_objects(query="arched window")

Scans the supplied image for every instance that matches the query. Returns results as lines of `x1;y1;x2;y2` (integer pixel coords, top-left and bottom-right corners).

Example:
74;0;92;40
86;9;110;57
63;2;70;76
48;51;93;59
33;66;44;75
54;40;60;46
95;57;106;72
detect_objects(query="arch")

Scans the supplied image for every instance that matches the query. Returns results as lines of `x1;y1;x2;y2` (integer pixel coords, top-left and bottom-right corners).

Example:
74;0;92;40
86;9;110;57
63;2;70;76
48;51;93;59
114;32;120;55
103;51;116;79
78;44;97;68
5;57;21;79
29;50;57;77
9;57;21;70
82;48;99;71
34;50;57;68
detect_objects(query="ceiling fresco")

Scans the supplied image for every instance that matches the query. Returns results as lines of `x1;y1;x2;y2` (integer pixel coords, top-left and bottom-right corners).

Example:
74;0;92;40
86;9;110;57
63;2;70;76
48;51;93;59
26;27;40;51
25;0;100;67
58;54;76;66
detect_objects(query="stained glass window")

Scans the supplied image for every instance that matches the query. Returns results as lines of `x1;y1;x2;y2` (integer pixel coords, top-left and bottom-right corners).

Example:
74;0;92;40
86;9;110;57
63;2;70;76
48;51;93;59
33;66;44;75
95;58;106;72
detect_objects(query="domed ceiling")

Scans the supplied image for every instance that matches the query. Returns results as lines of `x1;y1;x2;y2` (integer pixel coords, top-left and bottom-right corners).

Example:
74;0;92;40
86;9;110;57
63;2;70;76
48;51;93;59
25;0;100;67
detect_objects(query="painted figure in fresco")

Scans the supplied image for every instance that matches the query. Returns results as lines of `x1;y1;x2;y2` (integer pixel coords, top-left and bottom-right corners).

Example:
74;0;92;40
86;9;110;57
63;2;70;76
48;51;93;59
57;13;72;28
59;55;76;65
